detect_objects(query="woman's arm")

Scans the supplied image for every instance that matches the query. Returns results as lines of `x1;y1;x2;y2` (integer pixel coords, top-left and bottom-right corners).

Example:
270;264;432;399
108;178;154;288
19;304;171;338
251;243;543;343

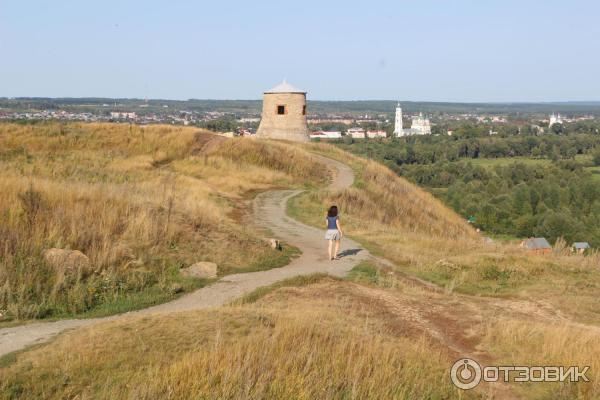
336;218;343;237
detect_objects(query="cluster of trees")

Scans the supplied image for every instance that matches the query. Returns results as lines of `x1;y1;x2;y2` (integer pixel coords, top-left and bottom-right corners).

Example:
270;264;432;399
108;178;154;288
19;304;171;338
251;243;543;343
337;134;600;165
308;121;393;134
397;161;600;246
337;134;600;246
199;118;237;132
430;120;600;137
198;116;249;132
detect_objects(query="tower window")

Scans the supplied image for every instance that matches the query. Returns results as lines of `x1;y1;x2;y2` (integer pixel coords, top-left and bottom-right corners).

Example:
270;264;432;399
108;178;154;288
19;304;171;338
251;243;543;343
277;105;286;115
302;105;306;115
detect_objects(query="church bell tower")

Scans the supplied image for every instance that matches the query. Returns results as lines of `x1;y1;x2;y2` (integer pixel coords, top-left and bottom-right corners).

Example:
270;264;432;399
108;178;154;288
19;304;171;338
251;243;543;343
393;103;404;137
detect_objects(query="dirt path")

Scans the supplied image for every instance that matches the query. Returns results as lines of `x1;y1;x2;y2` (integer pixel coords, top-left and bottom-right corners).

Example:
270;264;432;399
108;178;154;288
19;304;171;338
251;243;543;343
0;155;368;357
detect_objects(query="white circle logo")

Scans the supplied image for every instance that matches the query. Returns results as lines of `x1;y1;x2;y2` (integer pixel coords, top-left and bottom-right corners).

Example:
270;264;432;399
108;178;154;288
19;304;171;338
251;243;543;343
451;358;482;390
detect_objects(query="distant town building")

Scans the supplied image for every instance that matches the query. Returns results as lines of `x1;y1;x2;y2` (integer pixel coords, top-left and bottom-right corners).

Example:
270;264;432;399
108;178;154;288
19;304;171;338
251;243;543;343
549;113;563;127
238;117;260;123
480;116;508;123
521;237;552;254
531;125;545;135
409;112;432;135
355;118;378;124
237;128;255;136
256;80;309;142
572;242;590;254
347;127;366;139
310;131;342;139
393;104;431;136
366;130;386;138
307;118;354;125
110;112;137;119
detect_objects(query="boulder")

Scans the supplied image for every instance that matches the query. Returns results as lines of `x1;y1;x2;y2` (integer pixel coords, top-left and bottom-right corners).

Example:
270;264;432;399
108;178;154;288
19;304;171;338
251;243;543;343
43;248;90;273
181;262;218;279
268;238;282;250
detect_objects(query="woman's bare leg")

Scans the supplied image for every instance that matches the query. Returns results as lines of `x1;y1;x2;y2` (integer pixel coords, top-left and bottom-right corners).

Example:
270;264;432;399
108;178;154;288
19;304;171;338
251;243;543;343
328;240;333;260
334;240;340;259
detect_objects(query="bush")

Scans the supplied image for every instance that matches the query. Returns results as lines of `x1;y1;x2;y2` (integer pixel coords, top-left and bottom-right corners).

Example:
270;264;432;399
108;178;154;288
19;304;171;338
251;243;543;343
593;149;600;166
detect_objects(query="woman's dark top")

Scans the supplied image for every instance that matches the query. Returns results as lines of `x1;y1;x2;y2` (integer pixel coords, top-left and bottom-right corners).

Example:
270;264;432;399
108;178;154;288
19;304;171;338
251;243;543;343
327;216;338;229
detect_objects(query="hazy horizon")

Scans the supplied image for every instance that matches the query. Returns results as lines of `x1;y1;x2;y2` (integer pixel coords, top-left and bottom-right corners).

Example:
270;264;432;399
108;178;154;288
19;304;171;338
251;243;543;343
2;0;599;102
5;97;600;106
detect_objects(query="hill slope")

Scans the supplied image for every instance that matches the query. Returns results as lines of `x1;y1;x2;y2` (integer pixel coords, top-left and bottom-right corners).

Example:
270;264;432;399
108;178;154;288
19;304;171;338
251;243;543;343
0;123;326;320
290;143;600;323
1;125;600;399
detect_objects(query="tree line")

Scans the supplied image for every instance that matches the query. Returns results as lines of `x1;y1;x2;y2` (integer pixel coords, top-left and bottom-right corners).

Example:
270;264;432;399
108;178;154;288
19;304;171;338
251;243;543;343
336;134;600;247
401;161;600;246
337;133;600;165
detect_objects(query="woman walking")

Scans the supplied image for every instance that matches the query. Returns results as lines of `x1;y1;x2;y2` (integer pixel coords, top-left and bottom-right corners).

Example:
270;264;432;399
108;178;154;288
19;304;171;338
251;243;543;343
325;205;343;260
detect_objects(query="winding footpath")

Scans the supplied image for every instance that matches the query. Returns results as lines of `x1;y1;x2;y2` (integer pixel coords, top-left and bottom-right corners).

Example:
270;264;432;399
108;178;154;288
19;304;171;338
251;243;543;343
0;155;368;357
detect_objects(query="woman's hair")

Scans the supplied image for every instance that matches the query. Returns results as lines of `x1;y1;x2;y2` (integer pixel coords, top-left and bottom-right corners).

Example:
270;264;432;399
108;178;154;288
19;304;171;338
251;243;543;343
327;205;338;217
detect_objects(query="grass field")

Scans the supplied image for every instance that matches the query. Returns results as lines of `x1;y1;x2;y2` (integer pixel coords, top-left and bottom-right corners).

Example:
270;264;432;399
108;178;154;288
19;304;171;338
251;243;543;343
288;142;600;324
1;131;600;399
3;258;599;399
0;276;480;400
0;123;325;321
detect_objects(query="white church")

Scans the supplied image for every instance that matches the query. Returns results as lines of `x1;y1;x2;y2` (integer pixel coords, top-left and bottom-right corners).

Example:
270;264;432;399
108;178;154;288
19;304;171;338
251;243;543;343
549;113;563;127
393;103;431;136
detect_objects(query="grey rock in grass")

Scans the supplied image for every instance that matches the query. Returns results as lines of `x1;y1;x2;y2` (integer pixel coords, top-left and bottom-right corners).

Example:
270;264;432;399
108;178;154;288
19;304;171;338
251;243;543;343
181;262;218;279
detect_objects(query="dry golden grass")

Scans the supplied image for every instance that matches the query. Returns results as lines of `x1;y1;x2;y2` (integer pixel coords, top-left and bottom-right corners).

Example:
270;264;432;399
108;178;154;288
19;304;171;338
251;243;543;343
5;263;599;399
300;143;476;240
0;123;327;320
288;142;600;323
482;320;600;399
0;280;473;400
3;132;600;399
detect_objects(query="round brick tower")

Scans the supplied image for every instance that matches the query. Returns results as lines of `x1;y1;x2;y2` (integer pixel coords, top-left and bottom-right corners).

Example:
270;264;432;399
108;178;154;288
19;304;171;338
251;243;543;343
256;80;309;142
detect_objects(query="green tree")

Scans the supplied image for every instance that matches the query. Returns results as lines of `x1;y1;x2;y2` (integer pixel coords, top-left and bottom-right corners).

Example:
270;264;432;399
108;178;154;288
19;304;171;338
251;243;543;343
515;214;536;237
512;184;532;215
551;123;565;135
593;149;600;166
536;211;580;243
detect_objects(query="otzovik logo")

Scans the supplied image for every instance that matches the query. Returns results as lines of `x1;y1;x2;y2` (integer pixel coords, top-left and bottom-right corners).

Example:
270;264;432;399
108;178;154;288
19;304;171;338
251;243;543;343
451;358;591;390
451;358;482;389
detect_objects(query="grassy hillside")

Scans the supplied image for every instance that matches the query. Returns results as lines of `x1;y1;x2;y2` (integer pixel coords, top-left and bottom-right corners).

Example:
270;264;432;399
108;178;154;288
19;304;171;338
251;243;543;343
290;143;477;240
0;276;476;400
3;264;599;399
334;136;600;247
2;133;600;399
289;143;600;324
0;123;327;320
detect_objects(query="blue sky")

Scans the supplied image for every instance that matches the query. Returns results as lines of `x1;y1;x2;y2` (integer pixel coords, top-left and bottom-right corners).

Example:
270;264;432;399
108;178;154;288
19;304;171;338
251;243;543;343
1;0;599;101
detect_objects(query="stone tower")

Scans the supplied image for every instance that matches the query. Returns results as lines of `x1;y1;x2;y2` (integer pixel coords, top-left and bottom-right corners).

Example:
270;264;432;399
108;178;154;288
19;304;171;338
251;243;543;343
256;80;309;142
